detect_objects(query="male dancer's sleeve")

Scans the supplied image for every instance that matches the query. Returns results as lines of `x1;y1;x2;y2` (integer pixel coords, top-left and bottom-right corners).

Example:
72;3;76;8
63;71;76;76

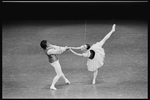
47;47;67;55
51;44;68;52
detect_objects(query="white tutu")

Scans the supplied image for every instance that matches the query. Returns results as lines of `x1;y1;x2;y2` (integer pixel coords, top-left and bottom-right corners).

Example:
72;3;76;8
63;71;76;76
87;42;105;71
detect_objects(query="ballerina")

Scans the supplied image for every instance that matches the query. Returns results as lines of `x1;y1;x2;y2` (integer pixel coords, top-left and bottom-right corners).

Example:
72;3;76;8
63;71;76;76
70;24;116;84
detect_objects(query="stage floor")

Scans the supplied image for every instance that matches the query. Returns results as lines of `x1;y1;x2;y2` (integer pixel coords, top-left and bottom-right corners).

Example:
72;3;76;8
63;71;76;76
2;20;147;98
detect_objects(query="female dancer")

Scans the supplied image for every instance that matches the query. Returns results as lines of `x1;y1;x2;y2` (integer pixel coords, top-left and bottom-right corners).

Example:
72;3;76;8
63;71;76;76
70;24;116;84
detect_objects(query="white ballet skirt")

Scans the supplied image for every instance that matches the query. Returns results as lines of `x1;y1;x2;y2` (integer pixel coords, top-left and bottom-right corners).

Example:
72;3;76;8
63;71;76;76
87;42;105;71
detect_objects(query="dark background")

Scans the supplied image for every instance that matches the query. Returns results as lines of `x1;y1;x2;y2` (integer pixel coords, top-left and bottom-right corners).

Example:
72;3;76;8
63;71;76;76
2;2;148;21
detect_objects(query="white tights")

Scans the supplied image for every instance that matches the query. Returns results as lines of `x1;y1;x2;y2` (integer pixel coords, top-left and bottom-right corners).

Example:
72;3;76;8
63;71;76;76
92;69;98;84
50;60;70;90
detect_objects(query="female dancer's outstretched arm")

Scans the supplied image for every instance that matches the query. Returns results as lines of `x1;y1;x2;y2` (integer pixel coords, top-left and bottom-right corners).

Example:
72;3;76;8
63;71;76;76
70;48;89;57
69;46;83;50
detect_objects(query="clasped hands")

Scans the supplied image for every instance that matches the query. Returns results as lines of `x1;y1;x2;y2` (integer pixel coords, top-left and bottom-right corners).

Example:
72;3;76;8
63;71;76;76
64;46;78;51
64;46;72;51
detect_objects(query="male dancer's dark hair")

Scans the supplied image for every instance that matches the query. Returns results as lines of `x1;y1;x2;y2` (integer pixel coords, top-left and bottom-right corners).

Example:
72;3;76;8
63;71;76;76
40;40;47;50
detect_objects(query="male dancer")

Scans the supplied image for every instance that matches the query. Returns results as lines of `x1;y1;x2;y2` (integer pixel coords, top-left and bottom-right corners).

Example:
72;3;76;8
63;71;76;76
40;40;70;90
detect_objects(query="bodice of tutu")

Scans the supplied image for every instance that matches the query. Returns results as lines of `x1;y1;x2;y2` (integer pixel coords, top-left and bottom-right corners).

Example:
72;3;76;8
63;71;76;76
90;42;105;59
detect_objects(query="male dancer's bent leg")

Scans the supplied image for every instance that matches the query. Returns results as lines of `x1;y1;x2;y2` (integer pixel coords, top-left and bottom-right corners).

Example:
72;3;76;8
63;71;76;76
50;60;70;90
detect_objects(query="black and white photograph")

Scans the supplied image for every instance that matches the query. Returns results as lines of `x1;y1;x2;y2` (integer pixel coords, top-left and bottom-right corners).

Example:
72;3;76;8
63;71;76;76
2;1;148;99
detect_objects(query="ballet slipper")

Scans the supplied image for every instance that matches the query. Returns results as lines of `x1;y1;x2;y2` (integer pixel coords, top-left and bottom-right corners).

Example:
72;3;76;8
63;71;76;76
50;86;57;90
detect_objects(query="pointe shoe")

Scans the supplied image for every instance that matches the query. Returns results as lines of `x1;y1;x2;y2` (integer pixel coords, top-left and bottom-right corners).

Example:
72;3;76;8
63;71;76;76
112;24;116;32
92;81;96;85
50;86;57;90
66;81;70;85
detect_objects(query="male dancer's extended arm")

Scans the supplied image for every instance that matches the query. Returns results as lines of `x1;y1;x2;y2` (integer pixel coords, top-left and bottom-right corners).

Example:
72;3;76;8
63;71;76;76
47;46;68;55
